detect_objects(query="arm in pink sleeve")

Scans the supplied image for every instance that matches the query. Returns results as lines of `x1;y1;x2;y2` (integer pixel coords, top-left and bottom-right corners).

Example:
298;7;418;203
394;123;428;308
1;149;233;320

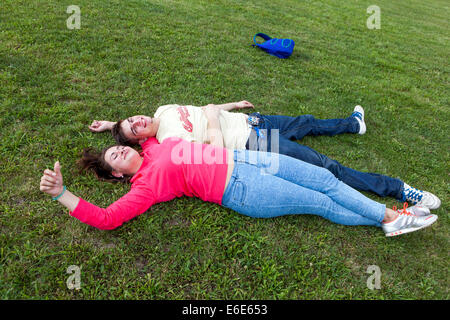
69;185;156;230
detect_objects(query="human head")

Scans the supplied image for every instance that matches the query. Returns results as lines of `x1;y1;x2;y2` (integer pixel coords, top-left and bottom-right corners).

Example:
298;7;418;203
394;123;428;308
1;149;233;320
111;115;158;146
79;145;142;183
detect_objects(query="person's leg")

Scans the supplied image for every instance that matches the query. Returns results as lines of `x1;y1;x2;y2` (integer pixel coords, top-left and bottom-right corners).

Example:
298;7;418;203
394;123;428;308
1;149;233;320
249;132;405;200
234;150;386;224
255;113;359;141
246;132;440;207
222;159;382;226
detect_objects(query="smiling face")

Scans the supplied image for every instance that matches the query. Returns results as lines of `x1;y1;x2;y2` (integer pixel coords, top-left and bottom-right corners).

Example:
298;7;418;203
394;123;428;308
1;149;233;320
120;115;159;143
104;145;143;177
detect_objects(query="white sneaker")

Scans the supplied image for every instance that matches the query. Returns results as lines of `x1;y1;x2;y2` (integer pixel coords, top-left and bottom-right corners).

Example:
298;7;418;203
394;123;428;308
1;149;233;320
382;207;438;237
351;105;366;135
408;205;431;217
403;183;441;210
415;191;441;210
393;203;431;217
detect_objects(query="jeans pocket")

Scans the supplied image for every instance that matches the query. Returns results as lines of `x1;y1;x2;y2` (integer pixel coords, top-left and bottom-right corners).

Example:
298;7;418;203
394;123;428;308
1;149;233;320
231;180;247;206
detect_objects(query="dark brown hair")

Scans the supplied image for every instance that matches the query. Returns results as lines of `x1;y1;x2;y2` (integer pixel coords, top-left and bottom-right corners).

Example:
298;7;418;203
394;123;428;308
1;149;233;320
78;146;132;183
111;120;138;146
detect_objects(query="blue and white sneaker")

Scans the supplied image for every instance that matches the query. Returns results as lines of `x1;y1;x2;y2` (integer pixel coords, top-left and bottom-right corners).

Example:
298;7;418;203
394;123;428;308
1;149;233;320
351;105;366;135
403;183;441;210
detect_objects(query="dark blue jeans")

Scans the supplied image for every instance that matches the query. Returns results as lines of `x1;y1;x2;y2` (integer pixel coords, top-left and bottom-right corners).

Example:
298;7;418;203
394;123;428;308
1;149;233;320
245;113;404;200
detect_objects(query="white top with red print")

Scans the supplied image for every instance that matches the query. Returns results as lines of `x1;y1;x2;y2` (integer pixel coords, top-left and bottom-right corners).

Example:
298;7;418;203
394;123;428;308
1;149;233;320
154;104;251;150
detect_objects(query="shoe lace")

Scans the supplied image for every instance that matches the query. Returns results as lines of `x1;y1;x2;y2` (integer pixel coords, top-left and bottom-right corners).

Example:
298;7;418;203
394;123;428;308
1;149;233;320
351;111;362;120
404;187;423;203
393;202;414;216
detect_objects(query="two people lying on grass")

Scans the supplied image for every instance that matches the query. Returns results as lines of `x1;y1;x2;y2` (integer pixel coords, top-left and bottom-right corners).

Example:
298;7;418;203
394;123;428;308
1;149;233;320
40;102;437;236
40;137;437;236
88;100;441;209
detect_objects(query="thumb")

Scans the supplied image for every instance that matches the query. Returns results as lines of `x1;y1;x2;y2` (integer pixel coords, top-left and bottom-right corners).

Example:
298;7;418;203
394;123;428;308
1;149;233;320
54;161;62;176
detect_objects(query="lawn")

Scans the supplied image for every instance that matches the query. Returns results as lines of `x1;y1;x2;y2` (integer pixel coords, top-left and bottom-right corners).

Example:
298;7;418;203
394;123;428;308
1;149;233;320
0;0;448;299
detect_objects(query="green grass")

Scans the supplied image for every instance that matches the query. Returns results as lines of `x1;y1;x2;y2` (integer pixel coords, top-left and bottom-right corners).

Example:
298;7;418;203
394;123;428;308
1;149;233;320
0;0;448;299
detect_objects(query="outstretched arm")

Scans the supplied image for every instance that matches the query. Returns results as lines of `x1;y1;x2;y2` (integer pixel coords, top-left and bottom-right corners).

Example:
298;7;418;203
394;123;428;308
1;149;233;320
88;120;117;133
40;161;156;230
204;100;254;112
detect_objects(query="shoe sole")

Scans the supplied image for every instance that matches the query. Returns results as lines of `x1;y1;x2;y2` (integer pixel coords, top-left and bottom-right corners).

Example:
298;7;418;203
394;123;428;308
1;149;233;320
385;215;438;237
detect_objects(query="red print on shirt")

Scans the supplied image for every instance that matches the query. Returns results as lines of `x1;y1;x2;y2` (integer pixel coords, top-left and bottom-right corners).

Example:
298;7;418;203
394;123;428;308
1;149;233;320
177;106;193;133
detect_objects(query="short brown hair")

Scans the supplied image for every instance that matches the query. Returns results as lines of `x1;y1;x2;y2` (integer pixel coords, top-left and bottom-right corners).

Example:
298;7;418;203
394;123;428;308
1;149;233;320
111;120;138;146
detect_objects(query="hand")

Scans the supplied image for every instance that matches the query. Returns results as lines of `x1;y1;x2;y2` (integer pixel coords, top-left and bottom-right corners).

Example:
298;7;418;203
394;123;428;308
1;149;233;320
40;161;64;198
89;120;114;132
234;100;254;109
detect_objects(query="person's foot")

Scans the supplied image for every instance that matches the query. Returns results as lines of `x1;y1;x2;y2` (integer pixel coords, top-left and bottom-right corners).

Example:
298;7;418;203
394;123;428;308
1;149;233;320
351;105;366;135
403;183;441;209
382;207;438;237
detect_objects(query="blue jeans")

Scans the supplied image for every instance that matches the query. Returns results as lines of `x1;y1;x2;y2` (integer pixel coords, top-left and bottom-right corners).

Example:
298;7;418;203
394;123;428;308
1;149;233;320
245;113;404;201
222;150;386;226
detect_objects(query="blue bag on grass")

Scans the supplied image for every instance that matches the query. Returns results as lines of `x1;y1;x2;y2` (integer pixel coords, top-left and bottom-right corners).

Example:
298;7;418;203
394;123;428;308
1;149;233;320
251;33;295;59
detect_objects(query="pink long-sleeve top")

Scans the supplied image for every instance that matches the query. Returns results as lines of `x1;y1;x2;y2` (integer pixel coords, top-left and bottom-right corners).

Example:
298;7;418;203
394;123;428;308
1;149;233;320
69;137;229;230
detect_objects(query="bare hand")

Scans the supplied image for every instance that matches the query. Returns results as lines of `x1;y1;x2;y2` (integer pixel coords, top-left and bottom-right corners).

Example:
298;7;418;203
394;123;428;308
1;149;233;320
89;120;113;132
235;100;254;109
40;161;64;198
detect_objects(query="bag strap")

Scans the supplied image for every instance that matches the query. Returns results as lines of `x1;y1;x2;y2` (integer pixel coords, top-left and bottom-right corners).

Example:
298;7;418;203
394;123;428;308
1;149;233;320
252;33;272;46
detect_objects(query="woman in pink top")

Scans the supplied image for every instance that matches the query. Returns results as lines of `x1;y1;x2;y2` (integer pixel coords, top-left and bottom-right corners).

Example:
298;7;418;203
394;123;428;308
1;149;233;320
39;138;437;237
